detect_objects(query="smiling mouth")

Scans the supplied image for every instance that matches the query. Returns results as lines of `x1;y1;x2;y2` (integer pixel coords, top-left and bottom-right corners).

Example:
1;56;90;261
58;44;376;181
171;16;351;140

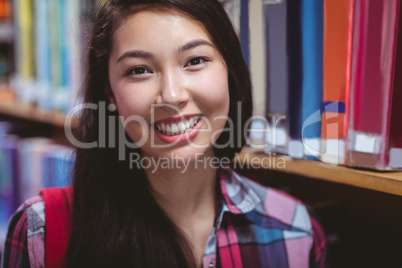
153;115;203;136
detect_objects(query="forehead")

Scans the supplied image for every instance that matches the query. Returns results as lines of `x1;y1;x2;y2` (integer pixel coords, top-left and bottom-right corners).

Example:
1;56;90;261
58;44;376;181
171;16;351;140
112;9;214;53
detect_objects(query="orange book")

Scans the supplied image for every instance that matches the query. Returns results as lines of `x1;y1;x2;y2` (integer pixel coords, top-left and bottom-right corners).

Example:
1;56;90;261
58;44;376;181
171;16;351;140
0;0;12;20
321;0;354;164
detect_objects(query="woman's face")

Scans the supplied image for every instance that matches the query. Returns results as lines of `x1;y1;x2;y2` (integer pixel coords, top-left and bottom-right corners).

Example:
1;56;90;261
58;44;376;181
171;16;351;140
108;9;230;162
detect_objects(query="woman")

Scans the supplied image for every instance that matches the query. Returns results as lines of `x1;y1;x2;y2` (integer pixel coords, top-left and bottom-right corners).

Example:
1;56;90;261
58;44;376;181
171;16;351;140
2;0;326;267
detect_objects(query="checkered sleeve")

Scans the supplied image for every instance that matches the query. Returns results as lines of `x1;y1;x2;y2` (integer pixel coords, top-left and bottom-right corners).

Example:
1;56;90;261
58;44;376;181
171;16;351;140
1;205;31;268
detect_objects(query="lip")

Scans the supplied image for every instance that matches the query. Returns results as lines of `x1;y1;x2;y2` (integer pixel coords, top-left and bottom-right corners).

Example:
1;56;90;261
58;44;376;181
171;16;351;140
153;115;203;144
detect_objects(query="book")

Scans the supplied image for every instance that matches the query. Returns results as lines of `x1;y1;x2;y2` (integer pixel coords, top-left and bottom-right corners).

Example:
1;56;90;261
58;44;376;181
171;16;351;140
0;123;15;244
34;0;52;110
388;2;402;169
0;119;76;247
42;143;74;187
240;0;249;66
263;0;289;155
67;0;82;110
48;0;61;110
13;0;36;103
300;0;323;160
18;137;52;202
287;0;303;159
346;0;400;169
0;0;12;20
55;0;71;112
321;0;354;165
0;135;20;218
11;0;95;112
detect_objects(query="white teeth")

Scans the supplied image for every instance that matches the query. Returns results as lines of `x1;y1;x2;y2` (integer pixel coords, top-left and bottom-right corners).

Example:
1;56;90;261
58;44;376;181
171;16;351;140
178;122;185;133
155;115;202;136
171;123;178;133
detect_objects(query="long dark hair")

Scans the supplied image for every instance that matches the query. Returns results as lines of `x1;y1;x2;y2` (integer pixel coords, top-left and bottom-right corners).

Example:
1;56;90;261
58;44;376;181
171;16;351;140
66;0;252;267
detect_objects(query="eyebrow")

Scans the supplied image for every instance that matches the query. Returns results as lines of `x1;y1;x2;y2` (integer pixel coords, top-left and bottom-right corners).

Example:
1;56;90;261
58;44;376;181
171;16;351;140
116;39;213;63
178;39;214;53
117;50;154;63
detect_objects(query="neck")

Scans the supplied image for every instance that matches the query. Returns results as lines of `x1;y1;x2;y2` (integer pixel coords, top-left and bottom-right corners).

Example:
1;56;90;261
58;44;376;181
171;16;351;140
143;150;219;266
144;151;218;224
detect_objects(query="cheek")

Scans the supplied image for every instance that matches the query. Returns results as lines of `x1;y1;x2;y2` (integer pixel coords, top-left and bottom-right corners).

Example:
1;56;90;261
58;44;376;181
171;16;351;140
113;87;155;143
193;65;230;112
114;87;154;118
121;120;149;144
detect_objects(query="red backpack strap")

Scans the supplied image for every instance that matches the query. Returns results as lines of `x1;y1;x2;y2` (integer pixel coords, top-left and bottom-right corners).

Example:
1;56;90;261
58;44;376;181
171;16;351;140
40;186;73;268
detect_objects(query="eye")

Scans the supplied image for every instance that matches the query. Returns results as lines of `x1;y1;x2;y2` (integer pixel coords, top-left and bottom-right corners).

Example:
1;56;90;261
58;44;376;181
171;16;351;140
185;57;208;67
126;66;152;76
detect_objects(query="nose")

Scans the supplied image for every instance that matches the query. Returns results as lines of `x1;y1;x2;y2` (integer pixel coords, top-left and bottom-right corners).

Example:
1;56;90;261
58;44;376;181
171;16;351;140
154;69;189;109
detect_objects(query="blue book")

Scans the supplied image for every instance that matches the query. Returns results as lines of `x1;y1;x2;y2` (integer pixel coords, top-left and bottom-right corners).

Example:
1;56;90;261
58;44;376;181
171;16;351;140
54;147;74;187
42;148;54;188
42;144;74;188
0;136;11;243
34;0;52;110
58;0;70;112
0;123;25;232
300;0;323;160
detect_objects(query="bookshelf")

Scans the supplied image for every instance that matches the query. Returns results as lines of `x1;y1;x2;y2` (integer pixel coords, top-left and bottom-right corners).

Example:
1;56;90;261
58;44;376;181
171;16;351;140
1;102;401;197
237;149;402;196
0;101;69;127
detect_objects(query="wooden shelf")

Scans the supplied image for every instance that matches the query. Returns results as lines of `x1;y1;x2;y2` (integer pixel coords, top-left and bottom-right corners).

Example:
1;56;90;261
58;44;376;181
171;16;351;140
236;149;402;196
0;101;69;127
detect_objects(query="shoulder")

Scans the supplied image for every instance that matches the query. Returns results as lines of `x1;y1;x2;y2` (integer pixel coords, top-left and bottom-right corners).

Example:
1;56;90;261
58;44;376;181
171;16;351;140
229;169;327;265
245;175;312;230
220;169;327;266
222;168;313;232
1;196;45;268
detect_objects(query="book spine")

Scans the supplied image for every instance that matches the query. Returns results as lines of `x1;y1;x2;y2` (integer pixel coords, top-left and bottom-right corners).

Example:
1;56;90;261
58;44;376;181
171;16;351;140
18;0;34;81
287;0;303;159
300;0;324;160
58;0;70;112
67;0;81;110
14;0;36;103
388;2;402;169
346;0;399;169
249;0;265;117
321;0;354;165
34;0;52;110
49;0;61;110
0;0;12;20
263;0;289;154
240;0;249;66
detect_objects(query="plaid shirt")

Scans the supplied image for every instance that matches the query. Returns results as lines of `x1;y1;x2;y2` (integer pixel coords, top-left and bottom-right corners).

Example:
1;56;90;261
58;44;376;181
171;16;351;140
1;168;326;268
